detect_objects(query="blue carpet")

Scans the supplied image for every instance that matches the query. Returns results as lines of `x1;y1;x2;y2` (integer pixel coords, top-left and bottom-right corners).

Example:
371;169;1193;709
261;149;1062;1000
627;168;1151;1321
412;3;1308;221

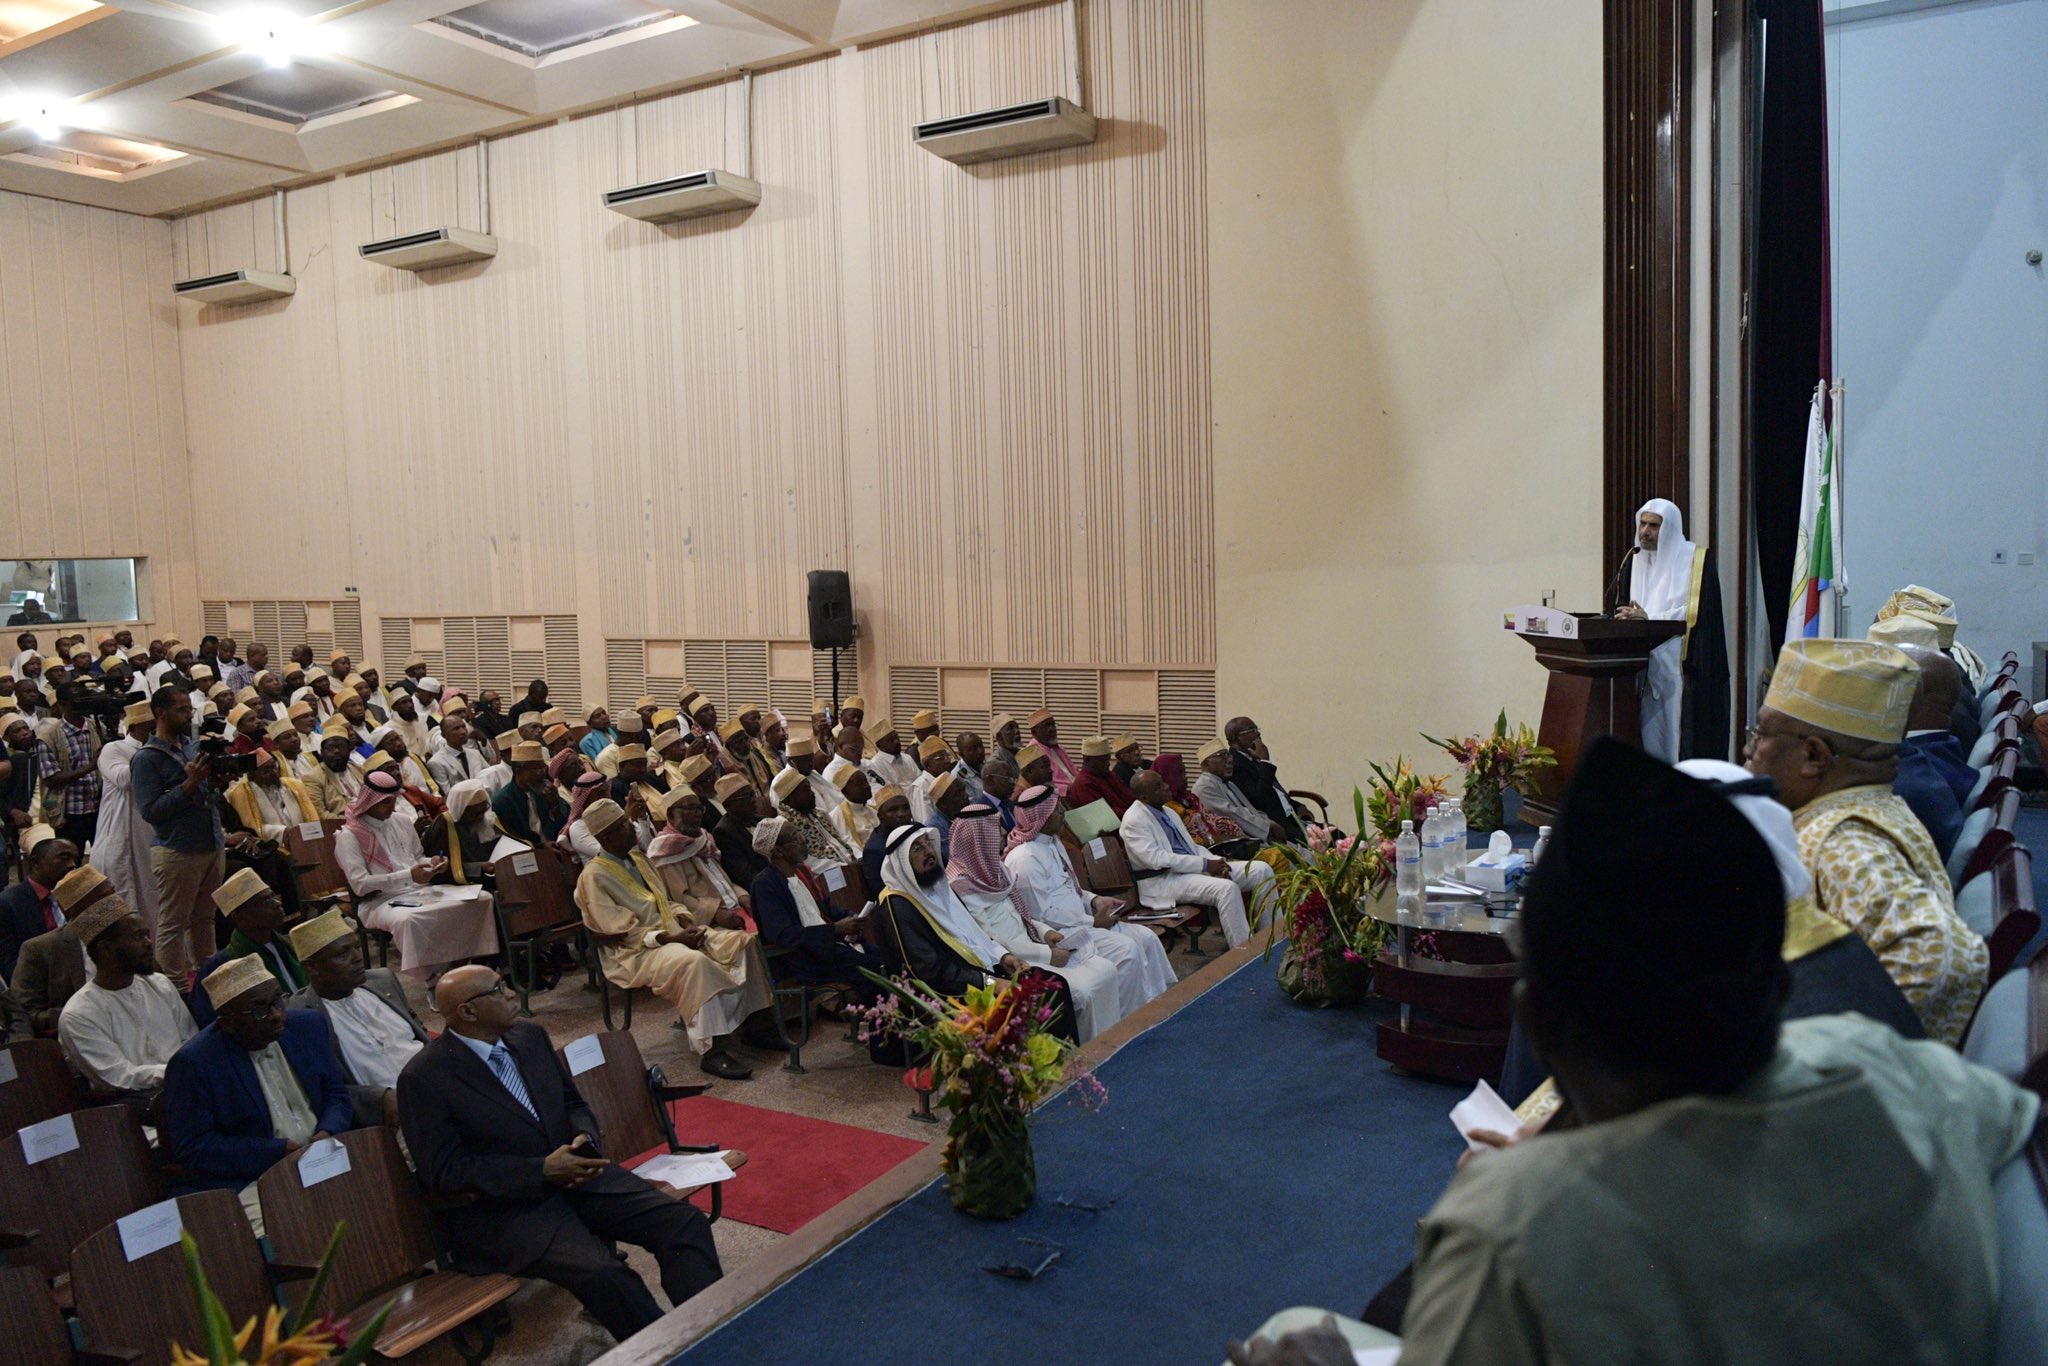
672;961;1469;1365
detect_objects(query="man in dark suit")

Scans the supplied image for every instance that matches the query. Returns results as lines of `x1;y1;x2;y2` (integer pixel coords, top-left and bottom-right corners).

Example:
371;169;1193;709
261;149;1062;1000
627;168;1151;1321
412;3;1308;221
397;965;722;1344
161;958;354;1197
285;908;430;1128
1894;647;1976;859
11;922;90;1036
748;816;880;991
0;829;77;981
1223;717;1307;845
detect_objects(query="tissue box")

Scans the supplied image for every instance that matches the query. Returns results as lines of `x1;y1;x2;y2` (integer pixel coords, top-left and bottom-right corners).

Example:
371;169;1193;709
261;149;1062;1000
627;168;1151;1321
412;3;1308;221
1455;854;1526;894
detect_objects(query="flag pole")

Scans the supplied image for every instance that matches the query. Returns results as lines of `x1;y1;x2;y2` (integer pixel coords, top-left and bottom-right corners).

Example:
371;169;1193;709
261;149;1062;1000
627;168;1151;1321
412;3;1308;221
1829;377;1846;636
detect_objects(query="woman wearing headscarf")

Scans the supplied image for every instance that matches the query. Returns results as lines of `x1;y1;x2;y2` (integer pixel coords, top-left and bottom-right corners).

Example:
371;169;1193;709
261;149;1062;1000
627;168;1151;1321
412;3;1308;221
575;798;767;1080
1004;785;1176;1007
333;769;500;979
945;803;1126;1041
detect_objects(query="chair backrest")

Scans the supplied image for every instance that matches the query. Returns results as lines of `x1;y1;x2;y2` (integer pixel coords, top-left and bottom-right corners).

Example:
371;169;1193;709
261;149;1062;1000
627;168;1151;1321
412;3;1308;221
1949;807;1996;887
1074;831;1137;896
1979;685;2017;725
1985;848;2041;989
256;1125;438;1321
495;840;579;939
286;818;350;900
70;1188;271;1366
823;862;869;917
553;1030;667;1162
0;1038;76;1138
1956;868;1998;939
1990;787;2021;835
0;1101;162;1283
1973;749;2021;812
1968;729;2003;769
0;1262;72;1366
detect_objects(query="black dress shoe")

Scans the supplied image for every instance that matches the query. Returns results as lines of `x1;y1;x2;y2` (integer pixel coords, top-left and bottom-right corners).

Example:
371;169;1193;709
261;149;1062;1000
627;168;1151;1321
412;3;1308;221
699;1049;754;1080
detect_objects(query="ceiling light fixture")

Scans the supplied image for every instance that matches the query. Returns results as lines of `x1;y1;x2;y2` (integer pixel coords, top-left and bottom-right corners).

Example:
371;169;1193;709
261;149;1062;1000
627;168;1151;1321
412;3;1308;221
5;97;69;141
213;9;329;68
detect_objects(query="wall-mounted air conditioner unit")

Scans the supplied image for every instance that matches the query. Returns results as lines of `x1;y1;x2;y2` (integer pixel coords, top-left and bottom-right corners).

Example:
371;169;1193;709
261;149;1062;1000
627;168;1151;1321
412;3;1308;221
357;226;497;271
914;96;1096;165
172;270;297;305
604;169;761;224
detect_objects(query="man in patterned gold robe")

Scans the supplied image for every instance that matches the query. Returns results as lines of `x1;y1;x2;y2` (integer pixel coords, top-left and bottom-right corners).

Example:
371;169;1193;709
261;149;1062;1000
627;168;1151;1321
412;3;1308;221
1745;639;1986;1044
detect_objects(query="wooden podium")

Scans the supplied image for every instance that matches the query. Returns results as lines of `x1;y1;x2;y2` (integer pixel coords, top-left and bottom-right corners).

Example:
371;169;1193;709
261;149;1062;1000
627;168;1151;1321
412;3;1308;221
1504;608;1684;825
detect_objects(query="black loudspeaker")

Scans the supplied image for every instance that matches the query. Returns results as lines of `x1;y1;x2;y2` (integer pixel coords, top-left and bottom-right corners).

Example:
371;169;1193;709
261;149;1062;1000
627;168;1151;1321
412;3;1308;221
806;570;854;649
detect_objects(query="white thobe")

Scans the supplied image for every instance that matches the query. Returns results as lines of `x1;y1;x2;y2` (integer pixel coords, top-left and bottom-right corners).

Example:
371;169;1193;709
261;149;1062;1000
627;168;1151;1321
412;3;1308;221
955;885;1123;1042
906;773;937;823
1006;834;1176;1007
335;816;499;977
1628;509;1698;764
391;714;432;760
867;750;921;791
1117;801;1276;948
243;780;299;841
323;989;423;1091
89;735;161;934
806;770;847;813
58;975;197;1093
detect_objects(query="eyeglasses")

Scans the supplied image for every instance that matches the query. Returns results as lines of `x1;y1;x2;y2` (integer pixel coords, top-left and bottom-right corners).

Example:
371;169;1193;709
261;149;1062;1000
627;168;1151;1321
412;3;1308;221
221;994;287;1021
453;979;510;1010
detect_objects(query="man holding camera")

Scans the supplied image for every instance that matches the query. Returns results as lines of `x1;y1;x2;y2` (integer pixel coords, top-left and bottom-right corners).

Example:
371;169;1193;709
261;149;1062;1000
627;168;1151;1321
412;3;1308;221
132;685;261;987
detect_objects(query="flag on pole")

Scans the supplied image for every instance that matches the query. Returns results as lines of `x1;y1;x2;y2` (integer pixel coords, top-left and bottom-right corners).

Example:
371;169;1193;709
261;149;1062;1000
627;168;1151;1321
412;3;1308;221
1785;382;1841;643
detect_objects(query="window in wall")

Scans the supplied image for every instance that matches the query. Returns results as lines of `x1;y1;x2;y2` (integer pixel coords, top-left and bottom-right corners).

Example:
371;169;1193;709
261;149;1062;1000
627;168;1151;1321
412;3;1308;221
3;558;141;625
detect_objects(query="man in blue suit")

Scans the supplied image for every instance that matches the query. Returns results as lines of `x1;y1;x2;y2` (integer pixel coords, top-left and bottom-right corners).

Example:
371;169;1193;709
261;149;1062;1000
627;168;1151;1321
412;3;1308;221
162;955;354;1207
1895;647;1975;859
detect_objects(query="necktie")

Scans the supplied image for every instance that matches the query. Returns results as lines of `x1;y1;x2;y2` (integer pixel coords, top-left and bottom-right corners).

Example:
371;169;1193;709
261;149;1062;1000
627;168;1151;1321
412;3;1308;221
1156;807;1197;857
485;1043;539;1120
40;892;57;933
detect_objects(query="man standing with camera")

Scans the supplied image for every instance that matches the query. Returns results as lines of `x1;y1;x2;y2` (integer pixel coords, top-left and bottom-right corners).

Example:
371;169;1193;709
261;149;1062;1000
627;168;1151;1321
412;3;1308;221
132;685;259;988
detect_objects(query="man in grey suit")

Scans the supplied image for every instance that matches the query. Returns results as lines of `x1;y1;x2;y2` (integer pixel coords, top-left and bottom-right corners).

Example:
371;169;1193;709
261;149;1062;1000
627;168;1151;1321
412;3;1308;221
285;908;430;1127
10;923;91;1036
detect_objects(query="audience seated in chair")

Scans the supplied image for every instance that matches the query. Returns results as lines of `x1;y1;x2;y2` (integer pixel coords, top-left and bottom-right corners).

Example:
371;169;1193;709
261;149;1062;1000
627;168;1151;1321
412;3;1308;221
1888;644;1971;859
748;815;881;996
1119;771;1275;948
162;957;355;1228
397;965;723;1345
284;908;428;1127
1233;738;2040;1366
55;867;195;1100
1745;639;1988;1044
189;867;307;1028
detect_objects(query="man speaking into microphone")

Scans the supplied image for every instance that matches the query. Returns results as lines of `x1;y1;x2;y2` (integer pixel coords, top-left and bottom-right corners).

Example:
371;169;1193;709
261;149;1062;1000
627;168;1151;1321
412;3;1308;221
1612;498;1729;762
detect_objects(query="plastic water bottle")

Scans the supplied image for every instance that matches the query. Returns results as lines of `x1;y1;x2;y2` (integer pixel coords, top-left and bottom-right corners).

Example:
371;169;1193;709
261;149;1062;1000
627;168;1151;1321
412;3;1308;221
1395;820;1423;917
1445;800;1467;877
1420;806;1445;886
1531;825;1552;869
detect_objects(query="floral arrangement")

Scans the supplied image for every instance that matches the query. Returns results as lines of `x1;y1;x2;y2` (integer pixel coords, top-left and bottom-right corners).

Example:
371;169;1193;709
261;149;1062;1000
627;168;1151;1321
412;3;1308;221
1264;789;1396;1006
1364;756;1453;851
1421;711;1554;830
174;1223;391;1366
859;970;1105;1218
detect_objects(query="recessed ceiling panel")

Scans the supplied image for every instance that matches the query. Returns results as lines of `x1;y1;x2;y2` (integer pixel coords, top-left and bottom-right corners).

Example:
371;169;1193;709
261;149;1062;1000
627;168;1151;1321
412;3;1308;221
0;0;97;46
4;126;187;179
187;66;400;127
433;0;676;58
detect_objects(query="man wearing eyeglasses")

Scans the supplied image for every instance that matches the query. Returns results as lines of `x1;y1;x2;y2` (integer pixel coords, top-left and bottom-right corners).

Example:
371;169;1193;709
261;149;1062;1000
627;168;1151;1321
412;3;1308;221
161;954;355;1230
397;964;723;1344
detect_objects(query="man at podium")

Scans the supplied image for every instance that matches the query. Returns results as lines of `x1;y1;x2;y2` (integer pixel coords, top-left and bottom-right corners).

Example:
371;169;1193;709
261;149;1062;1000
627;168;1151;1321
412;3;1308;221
1613;498;1728;761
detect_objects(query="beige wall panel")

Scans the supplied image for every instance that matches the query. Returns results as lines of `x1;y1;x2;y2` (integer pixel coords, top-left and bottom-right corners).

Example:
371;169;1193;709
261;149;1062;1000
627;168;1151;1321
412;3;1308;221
1207;0;1606;799
179;180;352;603
567;63;848;640
0;191;196;635
847;0;1213;676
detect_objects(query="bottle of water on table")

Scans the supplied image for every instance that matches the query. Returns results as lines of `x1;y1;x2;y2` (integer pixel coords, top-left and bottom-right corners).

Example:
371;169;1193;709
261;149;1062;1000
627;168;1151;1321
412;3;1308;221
1395;820;1422;919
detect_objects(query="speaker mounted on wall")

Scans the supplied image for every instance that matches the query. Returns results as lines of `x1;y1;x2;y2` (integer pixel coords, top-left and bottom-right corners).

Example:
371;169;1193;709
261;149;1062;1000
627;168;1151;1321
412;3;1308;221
806;570;854;650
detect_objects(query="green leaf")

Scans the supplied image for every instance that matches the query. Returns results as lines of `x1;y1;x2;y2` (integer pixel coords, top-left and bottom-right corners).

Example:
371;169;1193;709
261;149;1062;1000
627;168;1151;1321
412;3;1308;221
332;1297;398;1366
284;1220;347;1337
179;1231;238;1365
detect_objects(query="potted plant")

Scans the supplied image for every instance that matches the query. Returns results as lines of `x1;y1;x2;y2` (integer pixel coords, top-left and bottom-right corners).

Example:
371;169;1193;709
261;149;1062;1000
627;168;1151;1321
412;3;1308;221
1264;789;1394;1006
1422;711;1556;832
860;971;1104;1219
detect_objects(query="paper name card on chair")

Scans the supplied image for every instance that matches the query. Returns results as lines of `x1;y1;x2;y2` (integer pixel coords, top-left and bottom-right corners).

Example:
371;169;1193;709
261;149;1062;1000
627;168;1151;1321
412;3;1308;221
563;1035;604;1076
19;1112;79;1164
298;821;326;842
117;1199;183;1262
822;866;847;893
635;1151;734;1188
1086;837;1108;861
298;1136;351;1188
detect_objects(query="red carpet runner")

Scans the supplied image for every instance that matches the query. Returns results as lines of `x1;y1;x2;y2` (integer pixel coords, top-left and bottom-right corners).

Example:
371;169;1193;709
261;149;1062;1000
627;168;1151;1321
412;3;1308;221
661;1095;930;1234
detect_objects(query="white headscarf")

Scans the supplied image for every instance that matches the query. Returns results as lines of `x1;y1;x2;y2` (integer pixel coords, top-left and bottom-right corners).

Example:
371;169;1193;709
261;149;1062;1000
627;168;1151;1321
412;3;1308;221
1627;497;1697;620
880;825;1006;969
1675;758;1813;903
446;779;493;823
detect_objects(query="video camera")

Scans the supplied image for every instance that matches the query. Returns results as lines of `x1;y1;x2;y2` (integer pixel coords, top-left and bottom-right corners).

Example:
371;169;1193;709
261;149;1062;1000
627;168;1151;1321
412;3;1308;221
197;734;258;781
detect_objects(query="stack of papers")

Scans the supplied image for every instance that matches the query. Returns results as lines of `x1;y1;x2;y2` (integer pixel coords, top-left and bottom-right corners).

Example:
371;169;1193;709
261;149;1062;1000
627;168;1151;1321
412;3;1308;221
636;1151;737;1188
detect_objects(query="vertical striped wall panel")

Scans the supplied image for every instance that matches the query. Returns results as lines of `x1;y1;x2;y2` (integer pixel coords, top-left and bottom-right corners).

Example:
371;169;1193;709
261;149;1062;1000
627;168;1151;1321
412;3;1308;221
165;0;1212;723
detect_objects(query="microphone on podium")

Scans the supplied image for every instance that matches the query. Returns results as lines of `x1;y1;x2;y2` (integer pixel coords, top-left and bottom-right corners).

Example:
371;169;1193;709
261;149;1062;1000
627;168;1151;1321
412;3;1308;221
1604;544;1639;617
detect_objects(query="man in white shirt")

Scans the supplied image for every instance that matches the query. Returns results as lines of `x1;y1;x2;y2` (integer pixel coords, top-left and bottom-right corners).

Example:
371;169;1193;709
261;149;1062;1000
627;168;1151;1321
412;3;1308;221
864;722;921;792
1119;770;1275;947
1004;785;1175;1005
55;867;197;1098
285;908;429;1127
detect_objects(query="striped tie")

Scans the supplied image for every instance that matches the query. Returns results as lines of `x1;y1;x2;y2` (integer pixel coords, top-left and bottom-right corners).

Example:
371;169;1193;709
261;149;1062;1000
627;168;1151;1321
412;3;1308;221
485;1043;539;1121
